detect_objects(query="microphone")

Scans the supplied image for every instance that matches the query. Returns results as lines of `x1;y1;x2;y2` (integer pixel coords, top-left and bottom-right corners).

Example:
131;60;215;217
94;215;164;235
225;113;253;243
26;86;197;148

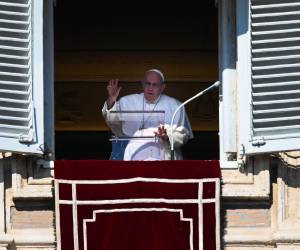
170;81;220;160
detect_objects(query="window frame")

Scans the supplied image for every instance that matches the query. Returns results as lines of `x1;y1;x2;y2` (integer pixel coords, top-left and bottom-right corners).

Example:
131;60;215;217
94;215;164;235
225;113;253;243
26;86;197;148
0;0;54;156
237;0;300;155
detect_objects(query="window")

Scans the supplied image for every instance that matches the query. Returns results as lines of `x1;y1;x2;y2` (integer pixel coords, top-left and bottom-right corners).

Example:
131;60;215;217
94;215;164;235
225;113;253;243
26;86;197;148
220;0;300;167
0;0;54;156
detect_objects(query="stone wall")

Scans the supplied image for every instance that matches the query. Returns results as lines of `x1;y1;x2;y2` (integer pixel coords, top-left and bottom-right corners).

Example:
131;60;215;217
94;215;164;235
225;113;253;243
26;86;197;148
0;155;55;250
1;153;300;249
222;153;300;249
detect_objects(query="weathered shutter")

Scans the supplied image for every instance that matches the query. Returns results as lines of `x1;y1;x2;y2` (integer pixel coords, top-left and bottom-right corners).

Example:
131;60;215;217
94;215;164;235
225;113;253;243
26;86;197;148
0;0;44;154
241;0;300;154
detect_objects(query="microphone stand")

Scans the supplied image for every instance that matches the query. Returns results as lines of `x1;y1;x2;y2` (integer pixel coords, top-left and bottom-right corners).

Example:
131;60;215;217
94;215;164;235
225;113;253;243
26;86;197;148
170;81;220;160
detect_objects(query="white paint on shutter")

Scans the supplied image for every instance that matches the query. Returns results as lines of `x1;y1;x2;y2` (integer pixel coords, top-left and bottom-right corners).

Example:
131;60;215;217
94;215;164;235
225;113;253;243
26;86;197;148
0;0;33;141
0;0;45;154
219;0;239;168
251;0;300;139
239;0;300;154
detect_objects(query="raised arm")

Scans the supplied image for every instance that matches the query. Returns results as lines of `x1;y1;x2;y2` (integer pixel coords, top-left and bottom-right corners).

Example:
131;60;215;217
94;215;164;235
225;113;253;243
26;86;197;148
106;79;122;109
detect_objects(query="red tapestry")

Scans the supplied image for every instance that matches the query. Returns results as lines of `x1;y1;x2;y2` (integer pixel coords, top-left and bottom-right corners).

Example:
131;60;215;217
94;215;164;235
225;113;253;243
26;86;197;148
55;160;221;250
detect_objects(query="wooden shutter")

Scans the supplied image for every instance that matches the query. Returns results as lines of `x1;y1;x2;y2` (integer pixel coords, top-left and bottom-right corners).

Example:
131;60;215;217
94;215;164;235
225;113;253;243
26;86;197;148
0;0;45;154
240;0;300;154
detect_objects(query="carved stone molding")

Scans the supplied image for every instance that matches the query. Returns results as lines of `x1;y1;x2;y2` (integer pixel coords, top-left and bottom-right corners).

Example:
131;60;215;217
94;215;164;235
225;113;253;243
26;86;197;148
277;151;300;168
222;155;270;199
277;159;300;231
11;156;53;200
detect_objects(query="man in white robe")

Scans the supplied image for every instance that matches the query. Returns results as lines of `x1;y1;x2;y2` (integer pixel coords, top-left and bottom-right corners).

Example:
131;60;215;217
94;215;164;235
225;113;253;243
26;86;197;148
102;69;193;160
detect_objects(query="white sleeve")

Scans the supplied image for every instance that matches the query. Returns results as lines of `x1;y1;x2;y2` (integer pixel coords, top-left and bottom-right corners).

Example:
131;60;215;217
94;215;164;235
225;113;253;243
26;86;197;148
102;100;116;116
157;125;190;160
164;124;191;149
102;101;124;136
164;101;193;148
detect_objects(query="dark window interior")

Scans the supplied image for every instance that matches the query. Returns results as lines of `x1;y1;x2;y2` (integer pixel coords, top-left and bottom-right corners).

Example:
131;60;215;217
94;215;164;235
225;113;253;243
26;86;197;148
55;131;219;160
54;1;219;160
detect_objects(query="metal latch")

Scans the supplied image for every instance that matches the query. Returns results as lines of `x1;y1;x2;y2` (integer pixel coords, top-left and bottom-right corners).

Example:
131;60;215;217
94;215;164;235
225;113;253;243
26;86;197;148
252;137;266;147
19;130;34;143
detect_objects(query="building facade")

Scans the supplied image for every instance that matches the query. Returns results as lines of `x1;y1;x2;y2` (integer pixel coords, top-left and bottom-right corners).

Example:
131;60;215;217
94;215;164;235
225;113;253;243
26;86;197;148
0;0;300;249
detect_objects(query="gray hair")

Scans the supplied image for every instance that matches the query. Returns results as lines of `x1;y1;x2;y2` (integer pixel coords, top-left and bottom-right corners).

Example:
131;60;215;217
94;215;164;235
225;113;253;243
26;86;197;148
144;69;165;83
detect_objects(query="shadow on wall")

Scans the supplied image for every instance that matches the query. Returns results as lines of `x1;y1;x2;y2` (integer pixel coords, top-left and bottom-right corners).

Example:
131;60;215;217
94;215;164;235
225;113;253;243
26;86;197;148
276;152;300;188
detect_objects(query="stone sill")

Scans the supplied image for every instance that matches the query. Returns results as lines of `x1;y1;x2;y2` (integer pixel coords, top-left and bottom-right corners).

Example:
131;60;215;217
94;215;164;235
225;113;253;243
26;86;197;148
0;229;55;245
221;187;270;200
13;191;53;200
13;186;53;200
224;227;273;244
224;228;300;244
273;230;300;243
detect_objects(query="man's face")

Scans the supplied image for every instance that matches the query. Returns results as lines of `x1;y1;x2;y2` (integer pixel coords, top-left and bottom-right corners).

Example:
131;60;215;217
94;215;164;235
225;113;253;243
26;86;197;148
143;72;165;103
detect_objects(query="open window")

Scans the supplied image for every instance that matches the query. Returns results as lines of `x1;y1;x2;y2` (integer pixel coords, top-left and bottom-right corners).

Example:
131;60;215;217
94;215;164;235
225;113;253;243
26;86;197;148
0;0;54;156
54;2;219;160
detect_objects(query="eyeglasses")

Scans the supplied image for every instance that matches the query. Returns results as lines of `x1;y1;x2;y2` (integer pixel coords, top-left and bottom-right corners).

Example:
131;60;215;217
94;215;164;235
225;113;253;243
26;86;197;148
143;82;163;89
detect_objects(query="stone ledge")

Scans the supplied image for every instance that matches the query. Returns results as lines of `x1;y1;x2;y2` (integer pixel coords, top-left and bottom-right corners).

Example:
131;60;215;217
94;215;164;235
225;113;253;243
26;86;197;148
13;187;53;200
273;230;300;243
224;228;300;245
0;230;55;246
12;229;54;245
222;187;270;200
224;227;273;244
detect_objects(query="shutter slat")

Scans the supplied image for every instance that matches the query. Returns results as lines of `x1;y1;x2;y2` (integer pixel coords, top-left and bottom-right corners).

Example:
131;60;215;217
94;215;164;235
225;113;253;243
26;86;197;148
0;124;30;130
0;63;29;69
253;98;300;106
0;54;29;60
253;107;300;114
253;124;300;132
0;72;29;77
0;27;28;33
0;2;30;8
0;80;29;86
0;106;29;112
253;54;300;61
253;63;300;70
252;37;300;44
253;45;300;53
252;20;300;27
253;81;300;88
253;72;300;79
253;89;300;96
253;131;300;141
0;19;29;25
253;115;300;123
0;97;30;104
252;10;300;18
0;88;30;95
0;45;29;51
0;9;28;16
0;115;30;121
252;3;300;9
252;28;300;36
0;37;29;42
0;132;21;138
251;0;300;142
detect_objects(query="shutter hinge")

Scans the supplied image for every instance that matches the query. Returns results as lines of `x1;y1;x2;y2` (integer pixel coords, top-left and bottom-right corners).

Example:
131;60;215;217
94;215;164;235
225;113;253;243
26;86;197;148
19;130;34;143
251;137;266;147
237;144;246;170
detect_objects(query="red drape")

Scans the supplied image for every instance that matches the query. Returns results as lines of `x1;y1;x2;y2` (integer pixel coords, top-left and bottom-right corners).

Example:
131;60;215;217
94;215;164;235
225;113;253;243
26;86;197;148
55;160;221;250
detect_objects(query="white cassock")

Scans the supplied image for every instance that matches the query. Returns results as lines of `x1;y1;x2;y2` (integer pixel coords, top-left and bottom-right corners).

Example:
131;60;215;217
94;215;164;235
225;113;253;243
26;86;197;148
102;93;194;160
